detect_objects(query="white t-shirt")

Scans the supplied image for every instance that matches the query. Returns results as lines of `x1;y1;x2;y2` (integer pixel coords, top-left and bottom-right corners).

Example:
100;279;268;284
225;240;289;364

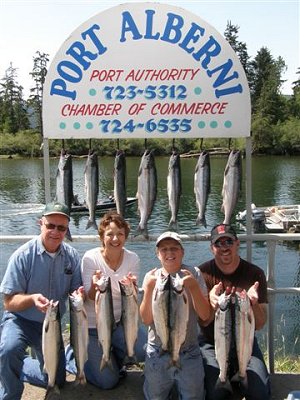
81;247;140;328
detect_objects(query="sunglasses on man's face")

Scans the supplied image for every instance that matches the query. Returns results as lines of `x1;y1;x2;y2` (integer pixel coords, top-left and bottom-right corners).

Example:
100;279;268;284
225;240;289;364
214;239;235;248
43;223;68;232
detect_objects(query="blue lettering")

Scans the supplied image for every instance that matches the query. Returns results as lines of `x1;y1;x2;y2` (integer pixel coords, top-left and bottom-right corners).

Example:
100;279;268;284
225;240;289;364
50;79;76;100
215;84;243;98
57;61;82;83
81;24;107;55
192;36;221;69
144;10;160;39
120;11;143;42
160;12;184;43
179;22;205;54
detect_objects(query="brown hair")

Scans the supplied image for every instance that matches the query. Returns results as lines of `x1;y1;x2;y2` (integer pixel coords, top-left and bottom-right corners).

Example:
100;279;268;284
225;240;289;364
98;211;130;242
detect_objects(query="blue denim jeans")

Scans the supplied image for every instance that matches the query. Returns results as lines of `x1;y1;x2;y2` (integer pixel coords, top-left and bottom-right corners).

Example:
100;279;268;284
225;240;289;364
143;344;205;400
65;323;147;389
199;337;271;400
0;312;66;400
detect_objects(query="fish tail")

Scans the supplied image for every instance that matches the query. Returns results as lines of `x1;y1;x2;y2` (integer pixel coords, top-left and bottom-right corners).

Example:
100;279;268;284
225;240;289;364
196;215;207;227
123;355;137;366
135;224;149;239
215;377;233;393
86;219;98;230
66;228;73;241
168;218;178;231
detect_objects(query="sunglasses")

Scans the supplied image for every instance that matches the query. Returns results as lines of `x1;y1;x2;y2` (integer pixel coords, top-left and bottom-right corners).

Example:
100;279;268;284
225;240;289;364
44;223;68;232
214;239;235;248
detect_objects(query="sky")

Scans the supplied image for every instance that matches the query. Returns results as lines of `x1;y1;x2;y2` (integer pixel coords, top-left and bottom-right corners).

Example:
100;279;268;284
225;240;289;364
0;0;299;98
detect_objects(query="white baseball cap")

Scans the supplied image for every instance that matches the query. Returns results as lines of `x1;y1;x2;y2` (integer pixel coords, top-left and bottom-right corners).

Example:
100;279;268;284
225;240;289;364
156;231;183;247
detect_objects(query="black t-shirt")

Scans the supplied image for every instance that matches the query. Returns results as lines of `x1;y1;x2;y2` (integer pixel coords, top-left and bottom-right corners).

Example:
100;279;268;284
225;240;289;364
199;258;268;344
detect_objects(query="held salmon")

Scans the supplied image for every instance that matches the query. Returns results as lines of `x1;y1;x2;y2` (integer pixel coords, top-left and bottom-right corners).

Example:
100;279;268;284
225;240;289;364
114;149;127;218
167;152;182;230
136;149;157;238
169;274;189;368
119;278;139;364
194;151;211;227
234;291;255;381
95;276;115;371
214;292;232;384
221;150;242;225
42;300;62;391
84;150;99;230
69;291;89;385
152;272;171;352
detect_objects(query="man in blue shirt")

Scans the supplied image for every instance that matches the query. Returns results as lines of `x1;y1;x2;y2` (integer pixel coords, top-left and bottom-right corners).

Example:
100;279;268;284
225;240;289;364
0;202;82;400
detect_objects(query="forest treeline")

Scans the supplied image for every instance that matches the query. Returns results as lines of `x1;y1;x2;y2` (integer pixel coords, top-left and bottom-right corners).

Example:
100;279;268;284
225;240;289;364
0;22;299;157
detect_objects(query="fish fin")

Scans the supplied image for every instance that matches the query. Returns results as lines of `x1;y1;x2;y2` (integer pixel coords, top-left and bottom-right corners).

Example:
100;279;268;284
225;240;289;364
86;220;98;230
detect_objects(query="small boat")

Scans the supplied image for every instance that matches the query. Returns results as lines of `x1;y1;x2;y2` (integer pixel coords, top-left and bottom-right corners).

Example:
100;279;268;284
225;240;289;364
264;205;300;233
236;204;300;233
71;197;137;214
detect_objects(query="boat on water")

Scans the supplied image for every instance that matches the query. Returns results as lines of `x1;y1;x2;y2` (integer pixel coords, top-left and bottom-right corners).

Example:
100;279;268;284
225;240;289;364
236;204;300;233
71;197;137;214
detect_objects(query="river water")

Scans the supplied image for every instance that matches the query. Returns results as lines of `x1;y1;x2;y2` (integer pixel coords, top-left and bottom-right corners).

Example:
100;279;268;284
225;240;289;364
0;154;299;356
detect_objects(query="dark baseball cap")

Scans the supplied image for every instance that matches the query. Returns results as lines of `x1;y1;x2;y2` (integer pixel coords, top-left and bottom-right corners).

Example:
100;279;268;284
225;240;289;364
43;202;70;220
210;224;237;244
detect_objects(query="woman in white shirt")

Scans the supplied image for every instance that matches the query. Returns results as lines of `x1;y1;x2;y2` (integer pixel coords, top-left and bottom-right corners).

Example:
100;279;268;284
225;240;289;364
66;212;146;389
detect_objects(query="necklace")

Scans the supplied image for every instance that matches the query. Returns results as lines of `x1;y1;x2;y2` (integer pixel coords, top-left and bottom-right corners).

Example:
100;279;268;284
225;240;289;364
102;249;123;271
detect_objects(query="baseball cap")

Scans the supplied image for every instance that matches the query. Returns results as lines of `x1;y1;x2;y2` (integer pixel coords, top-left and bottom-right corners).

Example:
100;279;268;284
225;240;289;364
210;224;237;244
43;202;70;220
156;231;183;247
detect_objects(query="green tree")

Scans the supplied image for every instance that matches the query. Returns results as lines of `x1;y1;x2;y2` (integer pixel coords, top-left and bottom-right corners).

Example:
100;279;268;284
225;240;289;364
224;21;250;76
28;51;49;137
0;63;29;133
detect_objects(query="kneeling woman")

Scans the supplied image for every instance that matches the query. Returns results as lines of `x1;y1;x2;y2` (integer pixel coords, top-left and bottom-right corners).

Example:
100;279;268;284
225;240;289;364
66;212;146;389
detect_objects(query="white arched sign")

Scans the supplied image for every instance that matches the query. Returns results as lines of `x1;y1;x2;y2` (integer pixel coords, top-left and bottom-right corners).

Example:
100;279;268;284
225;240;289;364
43;2;251;139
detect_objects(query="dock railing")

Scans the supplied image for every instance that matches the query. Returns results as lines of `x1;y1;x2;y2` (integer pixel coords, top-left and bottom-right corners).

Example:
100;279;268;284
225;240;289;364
1;232;299;373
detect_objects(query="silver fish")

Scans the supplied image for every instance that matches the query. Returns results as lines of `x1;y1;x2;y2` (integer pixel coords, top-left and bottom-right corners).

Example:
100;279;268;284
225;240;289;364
95;276;115;371
167;152;182;230
194;151;211;227
152;272;171;352
55;149;74;213
84;150;99;230
42;300;62;390
55;149;73;240
119;279;139;364
214;292;232;384
221;150;242;225
136;149;157;237
69;292;89;385
114;150;127;218
234;291;255;381
169;274;189;368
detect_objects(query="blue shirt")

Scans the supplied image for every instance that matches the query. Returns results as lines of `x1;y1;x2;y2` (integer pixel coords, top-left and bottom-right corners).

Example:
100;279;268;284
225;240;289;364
0;236;82;323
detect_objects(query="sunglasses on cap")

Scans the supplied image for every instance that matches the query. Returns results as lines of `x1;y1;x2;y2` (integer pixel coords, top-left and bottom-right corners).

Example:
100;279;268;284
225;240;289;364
43;222;68;232
213;239;235;248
